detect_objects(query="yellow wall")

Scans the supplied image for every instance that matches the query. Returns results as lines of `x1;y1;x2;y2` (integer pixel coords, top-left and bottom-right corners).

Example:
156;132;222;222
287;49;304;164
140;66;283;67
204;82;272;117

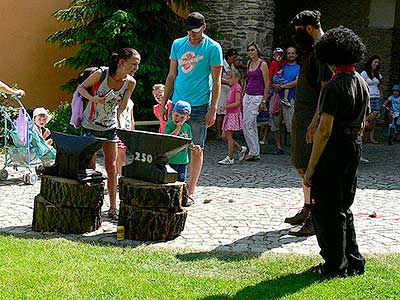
0;0;77;110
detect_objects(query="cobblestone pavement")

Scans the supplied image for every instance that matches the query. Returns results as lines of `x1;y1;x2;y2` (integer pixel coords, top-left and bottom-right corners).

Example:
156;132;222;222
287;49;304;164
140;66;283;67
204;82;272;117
1;139;400;255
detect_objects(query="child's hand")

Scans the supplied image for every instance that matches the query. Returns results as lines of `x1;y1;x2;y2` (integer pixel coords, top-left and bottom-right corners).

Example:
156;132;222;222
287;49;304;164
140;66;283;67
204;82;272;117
43;129;51;139
221;105;226;111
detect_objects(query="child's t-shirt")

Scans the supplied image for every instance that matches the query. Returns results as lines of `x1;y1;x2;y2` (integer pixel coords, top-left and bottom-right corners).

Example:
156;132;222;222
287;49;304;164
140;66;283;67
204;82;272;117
118;99;134;130
269;60;287;80
389;95;400;113
153;100;172;133
164;121;192;165
226;83;242;114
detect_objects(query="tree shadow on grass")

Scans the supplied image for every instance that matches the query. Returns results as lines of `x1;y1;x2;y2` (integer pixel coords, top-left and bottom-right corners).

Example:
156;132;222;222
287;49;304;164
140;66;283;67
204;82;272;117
200;271;322;300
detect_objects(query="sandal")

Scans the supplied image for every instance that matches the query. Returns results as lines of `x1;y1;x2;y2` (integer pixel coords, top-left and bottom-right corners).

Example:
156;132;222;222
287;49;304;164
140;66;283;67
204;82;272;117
108;208;119;221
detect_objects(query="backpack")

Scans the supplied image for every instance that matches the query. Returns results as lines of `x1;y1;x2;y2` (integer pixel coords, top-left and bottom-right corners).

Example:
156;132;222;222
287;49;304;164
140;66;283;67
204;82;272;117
70;66;107;128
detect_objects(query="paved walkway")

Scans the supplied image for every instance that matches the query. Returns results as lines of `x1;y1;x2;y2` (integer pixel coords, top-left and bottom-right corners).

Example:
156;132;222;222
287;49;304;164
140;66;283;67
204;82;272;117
1;139;400;255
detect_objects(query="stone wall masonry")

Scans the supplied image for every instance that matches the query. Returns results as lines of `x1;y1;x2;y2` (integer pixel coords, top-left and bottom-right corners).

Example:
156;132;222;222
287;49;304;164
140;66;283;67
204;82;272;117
202;0;275;63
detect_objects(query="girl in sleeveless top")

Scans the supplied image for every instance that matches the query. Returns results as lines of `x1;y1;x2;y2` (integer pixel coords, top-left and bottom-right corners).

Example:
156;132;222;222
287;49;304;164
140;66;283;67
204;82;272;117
77;48;140;220
242;43;270;161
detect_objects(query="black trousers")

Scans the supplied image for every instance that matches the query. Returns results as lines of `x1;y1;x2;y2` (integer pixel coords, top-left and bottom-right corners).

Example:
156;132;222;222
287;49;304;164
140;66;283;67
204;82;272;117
310;136;366;274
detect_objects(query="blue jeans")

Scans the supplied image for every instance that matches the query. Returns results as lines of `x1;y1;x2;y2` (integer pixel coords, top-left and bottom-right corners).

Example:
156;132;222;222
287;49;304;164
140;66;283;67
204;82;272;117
170;103;209;149
169;163;188;182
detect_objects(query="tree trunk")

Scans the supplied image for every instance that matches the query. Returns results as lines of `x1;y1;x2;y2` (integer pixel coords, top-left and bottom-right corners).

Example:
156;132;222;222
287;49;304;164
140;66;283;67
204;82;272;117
32;175;104;233
118;177;188;241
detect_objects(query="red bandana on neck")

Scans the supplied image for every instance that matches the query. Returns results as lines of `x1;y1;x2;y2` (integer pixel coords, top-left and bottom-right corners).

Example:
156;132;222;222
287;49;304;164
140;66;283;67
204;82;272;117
332;64;356;80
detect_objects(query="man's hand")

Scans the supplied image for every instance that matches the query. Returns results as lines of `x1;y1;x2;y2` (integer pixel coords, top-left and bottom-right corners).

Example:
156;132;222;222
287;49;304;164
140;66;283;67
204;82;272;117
306;120;318;144
192;144;202;153
205;107;217;128
160;101;168;121
303;167;314;187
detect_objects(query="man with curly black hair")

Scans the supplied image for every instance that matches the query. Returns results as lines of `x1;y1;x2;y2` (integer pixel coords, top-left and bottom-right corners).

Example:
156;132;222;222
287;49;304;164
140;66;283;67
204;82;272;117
284;10;332;237
303;26;369;278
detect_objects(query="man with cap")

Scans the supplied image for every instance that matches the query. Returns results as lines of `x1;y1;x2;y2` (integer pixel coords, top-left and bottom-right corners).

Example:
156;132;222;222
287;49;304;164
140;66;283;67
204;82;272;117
161;12;223;203
283;10;332;236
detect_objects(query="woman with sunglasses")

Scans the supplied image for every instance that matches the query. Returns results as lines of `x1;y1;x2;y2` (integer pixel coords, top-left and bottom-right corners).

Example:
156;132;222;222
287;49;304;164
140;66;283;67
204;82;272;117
242;43;270;161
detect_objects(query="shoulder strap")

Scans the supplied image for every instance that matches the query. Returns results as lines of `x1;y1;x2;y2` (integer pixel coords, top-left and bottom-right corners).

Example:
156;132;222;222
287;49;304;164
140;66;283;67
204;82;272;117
89;67;108;121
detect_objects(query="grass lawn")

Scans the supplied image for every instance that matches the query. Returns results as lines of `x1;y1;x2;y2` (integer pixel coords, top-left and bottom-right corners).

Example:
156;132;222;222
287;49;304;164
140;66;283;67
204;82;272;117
0;235;399;300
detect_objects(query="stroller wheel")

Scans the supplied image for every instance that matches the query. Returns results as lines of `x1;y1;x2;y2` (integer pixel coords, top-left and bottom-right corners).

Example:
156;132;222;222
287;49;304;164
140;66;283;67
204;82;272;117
23;173;37;185
0;169;8;181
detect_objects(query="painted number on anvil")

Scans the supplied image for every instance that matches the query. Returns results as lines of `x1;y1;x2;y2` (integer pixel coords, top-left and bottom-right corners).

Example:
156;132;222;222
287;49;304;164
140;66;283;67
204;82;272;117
134;152;153;164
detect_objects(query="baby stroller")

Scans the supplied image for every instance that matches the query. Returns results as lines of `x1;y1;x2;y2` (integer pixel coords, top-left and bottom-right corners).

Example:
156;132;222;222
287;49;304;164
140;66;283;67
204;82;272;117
386;107;400;145
0;96;56;184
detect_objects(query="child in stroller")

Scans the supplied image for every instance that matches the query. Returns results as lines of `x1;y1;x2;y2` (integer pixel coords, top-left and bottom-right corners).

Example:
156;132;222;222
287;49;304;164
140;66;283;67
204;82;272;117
382;84;400;145
0;97;56;184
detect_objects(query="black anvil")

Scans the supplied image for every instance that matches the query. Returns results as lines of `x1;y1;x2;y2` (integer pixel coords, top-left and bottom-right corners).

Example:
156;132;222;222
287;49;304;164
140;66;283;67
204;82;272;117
116;129;191;183
42;132;107;183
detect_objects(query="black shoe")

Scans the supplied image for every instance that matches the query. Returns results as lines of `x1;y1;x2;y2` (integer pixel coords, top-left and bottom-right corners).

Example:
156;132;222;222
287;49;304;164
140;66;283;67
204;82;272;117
347;266;365;277
284;207;309;225
289;215;316;236
309;263;347;278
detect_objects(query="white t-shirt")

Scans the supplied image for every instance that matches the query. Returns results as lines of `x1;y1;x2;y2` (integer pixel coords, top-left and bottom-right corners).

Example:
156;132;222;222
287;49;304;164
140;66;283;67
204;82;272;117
360;70;381;98
118;99;134;130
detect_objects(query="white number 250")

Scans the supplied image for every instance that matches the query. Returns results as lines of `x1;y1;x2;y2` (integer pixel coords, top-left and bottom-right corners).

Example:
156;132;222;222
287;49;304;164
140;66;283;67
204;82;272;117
134;152;153;164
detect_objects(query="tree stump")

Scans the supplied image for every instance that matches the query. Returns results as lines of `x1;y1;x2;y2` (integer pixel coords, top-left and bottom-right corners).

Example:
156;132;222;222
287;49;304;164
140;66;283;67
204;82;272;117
32;175;104;233
118;177;188;241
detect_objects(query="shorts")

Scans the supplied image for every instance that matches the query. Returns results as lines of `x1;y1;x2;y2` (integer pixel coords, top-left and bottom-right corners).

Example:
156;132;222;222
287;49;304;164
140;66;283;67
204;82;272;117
170;102;209;149
270;101;295;133
370;97;382;113
81;127;118;142
169;163;188;182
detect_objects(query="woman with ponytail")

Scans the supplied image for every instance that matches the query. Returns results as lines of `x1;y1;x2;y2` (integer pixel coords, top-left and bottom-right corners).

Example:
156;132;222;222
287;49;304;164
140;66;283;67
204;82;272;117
77;47;141;220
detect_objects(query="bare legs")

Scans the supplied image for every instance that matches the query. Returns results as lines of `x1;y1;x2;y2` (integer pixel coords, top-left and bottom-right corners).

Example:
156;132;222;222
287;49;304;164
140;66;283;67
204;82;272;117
226;130;242;159
103;142;118;211
116;147;126;176
187;148;202;196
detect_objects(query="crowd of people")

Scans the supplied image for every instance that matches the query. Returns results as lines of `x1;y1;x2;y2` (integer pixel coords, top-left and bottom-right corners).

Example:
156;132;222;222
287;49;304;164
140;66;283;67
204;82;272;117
4;8;400;280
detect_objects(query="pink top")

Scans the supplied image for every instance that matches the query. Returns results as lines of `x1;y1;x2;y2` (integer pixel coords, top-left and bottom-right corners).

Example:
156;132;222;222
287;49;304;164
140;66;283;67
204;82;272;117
153;100;172;133
226;83;242;114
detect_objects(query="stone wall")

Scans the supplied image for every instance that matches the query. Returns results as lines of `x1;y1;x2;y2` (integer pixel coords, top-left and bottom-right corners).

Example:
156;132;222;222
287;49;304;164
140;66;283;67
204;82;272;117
201;0;275;63
317;0;398;97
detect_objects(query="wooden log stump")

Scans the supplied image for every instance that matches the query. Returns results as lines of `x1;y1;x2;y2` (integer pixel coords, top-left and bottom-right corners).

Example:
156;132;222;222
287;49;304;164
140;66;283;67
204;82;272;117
32;175;104;234
118;177;188;241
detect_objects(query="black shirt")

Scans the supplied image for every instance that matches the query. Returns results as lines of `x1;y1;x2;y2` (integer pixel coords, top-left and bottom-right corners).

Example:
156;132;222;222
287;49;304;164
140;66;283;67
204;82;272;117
319;72;370;137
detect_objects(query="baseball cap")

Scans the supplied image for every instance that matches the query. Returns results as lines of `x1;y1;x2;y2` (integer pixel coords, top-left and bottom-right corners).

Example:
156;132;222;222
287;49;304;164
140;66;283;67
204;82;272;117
392;84;400;91
174;100;191;115
273;47;284;54
186;12;205;32
291;10;321;26
33;107;52;123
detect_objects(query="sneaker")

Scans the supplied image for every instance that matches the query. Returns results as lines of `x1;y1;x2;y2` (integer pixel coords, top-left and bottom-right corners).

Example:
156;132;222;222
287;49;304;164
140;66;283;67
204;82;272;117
218;156;234;165
284;207;309;225
281;98;291;107
259;141;266;145
289;215;316;236
238;146;247;161
360;157;370;163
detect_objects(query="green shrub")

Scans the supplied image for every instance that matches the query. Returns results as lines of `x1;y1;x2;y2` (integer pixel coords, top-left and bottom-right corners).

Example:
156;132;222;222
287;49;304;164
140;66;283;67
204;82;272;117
47;102;80;135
